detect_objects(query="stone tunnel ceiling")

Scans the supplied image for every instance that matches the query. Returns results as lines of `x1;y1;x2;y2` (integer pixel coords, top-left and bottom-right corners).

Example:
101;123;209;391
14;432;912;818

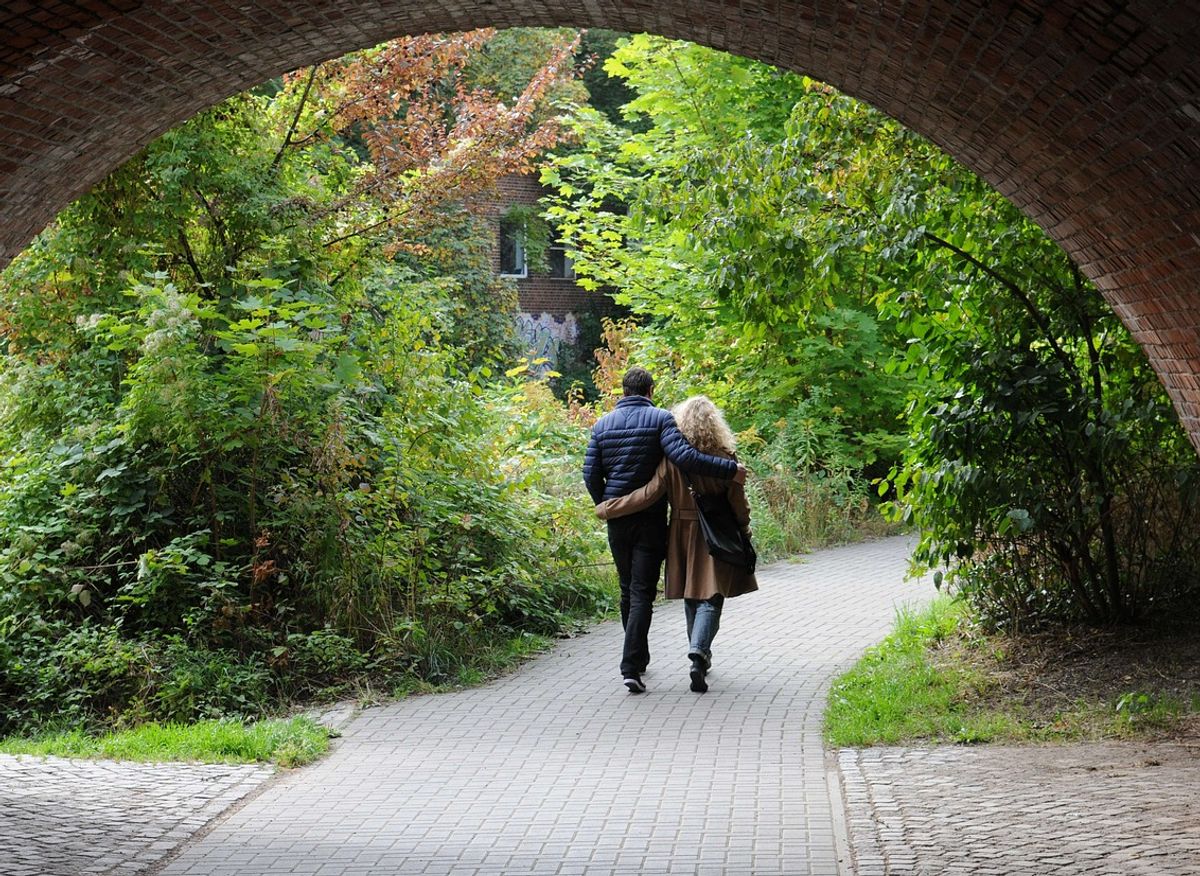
2;1;1200;446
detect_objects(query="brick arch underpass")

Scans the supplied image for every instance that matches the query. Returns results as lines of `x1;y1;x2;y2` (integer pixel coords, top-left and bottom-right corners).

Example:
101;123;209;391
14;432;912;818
3;2;1200;447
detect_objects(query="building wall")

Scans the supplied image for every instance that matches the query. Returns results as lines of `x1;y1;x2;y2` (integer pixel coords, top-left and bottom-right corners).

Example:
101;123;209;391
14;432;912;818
479;172;615;366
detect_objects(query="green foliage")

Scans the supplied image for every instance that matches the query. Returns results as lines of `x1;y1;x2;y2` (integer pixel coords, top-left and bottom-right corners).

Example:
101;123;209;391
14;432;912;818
0;49;608;735
1110;691;1191;734
547;33;1200;626
576;30;643;131
464;27;588;114
547;302;613;404
826;597;1200;746
543;36;911;476
824;598;1022;746
874;153;1200;626
499;204;552;274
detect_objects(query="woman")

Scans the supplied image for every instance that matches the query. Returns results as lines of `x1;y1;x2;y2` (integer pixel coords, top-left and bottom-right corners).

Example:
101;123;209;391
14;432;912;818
595;395;757;693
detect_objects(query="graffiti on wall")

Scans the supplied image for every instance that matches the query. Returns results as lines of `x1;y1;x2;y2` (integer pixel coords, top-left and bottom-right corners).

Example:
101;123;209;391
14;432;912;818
515;312;578;373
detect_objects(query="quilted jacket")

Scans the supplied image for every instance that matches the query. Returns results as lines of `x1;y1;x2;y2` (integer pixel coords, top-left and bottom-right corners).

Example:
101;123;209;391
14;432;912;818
582;395;738;503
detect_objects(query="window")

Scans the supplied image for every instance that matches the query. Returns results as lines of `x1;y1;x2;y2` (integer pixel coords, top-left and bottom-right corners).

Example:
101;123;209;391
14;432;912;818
548;240;575;280
499;218;526;278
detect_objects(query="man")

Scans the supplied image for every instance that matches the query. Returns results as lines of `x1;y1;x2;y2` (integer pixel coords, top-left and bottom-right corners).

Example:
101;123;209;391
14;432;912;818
583;367;745;693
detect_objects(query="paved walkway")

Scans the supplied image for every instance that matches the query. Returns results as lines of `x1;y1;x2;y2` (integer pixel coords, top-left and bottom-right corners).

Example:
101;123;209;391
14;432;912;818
8;536;1200;875
150;536;924;876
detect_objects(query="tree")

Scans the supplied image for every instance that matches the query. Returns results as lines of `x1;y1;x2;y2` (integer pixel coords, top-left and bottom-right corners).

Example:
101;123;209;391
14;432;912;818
546;34;1200;624
543;36;910;474
874;151;1200;625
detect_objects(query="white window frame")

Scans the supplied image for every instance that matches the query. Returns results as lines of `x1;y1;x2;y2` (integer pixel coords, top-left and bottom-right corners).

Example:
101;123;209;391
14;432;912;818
499;220;527;278
548;241;576;280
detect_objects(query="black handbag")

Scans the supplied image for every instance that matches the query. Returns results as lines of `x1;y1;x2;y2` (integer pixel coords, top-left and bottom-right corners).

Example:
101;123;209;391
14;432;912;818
683;472;757;572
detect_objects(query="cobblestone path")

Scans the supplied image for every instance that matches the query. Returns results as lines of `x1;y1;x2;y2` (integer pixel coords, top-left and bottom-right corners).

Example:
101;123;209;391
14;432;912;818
155;537;923;876
839;742;1200;875
0;756;270;876
9;534;1198;875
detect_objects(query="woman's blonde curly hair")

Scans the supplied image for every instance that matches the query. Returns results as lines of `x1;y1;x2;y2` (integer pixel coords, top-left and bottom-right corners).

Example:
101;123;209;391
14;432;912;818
672;395;737;457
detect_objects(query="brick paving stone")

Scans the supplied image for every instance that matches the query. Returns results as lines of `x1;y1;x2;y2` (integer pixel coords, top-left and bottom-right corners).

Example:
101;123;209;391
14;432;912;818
37;535;1179;876
0;755;271;876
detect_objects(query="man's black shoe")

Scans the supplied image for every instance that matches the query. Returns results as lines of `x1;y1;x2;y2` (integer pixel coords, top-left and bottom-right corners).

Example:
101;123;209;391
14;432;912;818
623;675;646;694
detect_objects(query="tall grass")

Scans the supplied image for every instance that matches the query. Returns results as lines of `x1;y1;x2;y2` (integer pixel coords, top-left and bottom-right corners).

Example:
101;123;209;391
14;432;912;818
747;467;898;561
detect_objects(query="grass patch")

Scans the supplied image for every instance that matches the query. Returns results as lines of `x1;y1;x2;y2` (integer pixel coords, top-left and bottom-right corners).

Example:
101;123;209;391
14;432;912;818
0;716;331;767
825;596;1200;746
825;597;1023;746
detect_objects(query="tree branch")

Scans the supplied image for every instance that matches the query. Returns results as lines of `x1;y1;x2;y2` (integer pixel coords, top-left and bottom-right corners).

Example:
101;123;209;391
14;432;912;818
176;230;206;287
191;185;229;252
322;216;390;248
1072;264;1105;407
666;43;715;140
272;66;318;173
923;230;1079;380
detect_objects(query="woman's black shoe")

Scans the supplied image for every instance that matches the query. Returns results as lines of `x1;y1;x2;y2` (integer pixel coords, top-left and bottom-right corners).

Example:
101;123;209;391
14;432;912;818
689;656;708;693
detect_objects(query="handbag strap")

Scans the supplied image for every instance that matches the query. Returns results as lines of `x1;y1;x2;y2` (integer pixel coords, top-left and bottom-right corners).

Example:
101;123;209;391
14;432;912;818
680;450;739;500
680;469;705;502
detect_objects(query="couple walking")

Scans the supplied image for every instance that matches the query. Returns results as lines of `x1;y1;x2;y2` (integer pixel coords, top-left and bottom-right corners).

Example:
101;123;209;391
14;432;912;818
583;367;758;694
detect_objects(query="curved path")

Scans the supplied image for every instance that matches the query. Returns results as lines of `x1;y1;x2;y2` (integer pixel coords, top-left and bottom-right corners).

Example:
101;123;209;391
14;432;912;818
156;536;925;876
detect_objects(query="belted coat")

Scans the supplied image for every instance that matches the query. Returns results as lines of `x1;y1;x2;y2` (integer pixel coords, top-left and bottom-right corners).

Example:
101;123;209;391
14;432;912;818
595;456;758;601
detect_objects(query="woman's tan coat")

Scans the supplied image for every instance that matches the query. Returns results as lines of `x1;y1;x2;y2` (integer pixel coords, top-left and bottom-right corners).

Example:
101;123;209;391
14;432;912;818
595;457;758;601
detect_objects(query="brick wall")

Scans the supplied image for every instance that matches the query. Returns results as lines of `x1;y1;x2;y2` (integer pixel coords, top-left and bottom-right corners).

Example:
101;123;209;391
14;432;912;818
475;172;615;366
2;2;1200;447
478;173;611;321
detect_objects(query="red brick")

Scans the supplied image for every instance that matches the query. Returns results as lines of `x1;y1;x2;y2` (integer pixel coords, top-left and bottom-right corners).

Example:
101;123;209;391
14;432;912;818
477;172;614;320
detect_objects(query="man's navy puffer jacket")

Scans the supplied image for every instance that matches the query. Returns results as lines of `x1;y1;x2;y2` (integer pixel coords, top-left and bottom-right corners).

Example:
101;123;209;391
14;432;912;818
583;395;738;504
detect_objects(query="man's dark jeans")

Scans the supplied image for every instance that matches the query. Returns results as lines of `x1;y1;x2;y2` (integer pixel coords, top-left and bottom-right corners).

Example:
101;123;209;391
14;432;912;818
606;504;668;677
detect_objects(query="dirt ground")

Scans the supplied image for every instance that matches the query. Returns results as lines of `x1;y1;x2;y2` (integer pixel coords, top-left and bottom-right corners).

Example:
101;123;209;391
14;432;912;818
936;599;1200;743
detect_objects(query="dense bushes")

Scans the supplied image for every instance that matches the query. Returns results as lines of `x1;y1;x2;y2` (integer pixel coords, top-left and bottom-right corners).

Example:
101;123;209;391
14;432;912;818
892;329;1200;628
548;34;1200;628
0;271;607;732
0;285;607;732
738;393;898;558
881;165;1200;628
0;36;609;735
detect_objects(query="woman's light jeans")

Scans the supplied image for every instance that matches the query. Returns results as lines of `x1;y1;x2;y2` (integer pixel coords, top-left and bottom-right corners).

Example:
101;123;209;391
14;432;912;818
684;594;725;665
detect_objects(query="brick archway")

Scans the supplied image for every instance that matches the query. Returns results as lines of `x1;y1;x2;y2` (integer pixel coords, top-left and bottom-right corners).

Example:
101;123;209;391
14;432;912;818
3;2;1200;445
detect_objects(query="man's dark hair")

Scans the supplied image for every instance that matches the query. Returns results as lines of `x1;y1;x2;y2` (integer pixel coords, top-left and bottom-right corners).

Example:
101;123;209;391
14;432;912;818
622;367;655;397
